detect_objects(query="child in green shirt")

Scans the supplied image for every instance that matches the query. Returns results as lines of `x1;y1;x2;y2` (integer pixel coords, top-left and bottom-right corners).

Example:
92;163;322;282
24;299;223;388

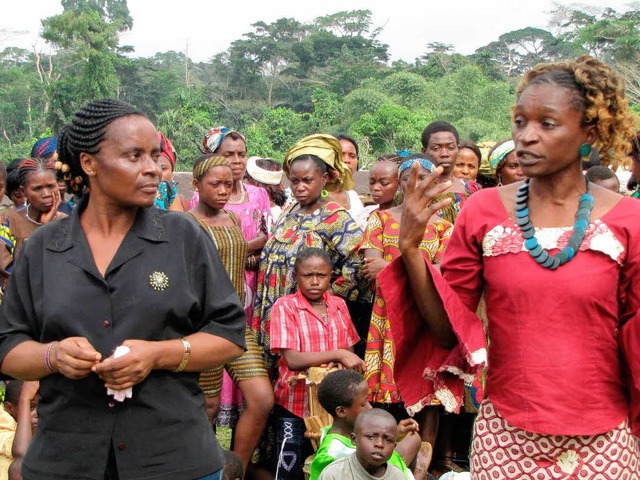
310;370;430;480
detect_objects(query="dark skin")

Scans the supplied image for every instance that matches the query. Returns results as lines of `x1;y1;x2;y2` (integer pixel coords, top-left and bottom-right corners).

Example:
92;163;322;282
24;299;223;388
399;83;623;349
422;132;468;195
1;115;244;390
329;382;423;474
281;256;365;373
189;165;236;229
189;164;275;473
363;166;450;283
21;170;63;224
215;136;267;260
288;159;330;214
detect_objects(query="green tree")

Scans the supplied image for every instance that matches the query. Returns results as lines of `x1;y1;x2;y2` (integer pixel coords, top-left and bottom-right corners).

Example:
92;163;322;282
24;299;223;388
550;5;640;63
41;0;133;127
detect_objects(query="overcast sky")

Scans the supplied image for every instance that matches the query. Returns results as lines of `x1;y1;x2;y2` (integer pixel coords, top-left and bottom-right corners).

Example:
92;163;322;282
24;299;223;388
0;0;635;63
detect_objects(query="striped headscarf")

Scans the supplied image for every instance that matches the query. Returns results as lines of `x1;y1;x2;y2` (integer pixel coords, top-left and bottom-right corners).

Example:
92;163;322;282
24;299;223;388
488;140;515;171
282;134;354;191
193;155;231;180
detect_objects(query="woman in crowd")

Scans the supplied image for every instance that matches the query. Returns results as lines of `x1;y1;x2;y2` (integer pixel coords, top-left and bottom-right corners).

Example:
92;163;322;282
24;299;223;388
154;131;184;211
193;127;271;316
0;99;246;479
452;141;481;182
252;133;365;355
355;154;402;230
244;156;286;229
362;154;452;451
420;122;481;224
0;158;64;286
194;127;272;441
477;139;525;188
394;56;640;478
188;154;273;477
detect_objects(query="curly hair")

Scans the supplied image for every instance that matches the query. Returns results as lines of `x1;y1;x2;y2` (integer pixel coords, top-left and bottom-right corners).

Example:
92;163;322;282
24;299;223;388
57;99;146;194
515;56;637;170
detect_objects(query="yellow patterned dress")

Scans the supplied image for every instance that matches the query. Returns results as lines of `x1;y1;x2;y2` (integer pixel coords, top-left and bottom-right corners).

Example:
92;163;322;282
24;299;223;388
363;209;452;404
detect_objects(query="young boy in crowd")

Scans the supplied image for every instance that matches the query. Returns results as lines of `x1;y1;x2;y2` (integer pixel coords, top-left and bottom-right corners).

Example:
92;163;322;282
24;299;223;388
319;409;405;480
269;248;365;478
7;381;38;480
585;165;621;193
310;370;425;480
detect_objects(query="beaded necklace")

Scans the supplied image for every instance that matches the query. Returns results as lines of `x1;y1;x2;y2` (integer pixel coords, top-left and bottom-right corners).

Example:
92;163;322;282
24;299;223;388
515;177;594;270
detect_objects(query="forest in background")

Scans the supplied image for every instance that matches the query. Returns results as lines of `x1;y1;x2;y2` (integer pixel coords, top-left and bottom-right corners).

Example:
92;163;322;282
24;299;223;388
0;0;639;169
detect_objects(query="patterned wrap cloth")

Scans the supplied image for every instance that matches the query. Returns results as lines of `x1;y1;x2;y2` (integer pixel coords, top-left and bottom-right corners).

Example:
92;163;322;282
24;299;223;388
363;209;453;405
202;127;246;154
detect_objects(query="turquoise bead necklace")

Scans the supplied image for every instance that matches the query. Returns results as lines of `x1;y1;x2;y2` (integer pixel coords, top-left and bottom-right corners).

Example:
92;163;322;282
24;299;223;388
515;177;594;270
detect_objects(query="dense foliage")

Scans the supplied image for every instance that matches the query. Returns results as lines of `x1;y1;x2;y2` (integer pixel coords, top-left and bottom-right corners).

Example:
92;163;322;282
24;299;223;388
1;1;638;169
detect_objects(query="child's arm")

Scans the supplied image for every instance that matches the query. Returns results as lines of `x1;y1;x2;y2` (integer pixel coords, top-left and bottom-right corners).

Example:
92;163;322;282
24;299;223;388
280;348;365;373
11;381;38;461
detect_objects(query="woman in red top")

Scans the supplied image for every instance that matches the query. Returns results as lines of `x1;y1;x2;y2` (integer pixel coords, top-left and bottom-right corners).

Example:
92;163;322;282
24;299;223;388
389;56;640;478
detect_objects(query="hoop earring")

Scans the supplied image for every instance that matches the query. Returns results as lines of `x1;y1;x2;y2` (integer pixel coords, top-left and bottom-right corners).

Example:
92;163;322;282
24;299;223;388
320;189;329;198
393;189;404;206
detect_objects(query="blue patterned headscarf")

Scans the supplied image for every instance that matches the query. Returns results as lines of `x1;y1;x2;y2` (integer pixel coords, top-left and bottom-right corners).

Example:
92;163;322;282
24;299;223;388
31;136;58;159
398;157;434;177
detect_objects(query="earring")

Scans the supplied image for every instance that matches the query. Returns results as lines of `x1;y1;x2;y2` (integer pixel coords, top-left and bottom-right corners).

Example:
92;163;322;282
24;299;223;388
320;189;329;198
579;143;592;161
393;189;404;206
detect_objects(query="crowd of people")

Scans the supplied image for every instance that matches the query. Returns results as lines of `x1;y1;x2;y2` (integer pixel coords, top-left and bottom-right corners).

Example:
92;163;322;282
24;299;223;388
0;54;636;480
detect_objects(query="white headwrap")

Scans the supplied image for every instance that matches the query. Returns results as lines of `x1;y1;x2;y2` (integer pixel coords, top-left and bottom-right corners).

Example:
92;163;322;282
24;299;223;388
246;156;283;185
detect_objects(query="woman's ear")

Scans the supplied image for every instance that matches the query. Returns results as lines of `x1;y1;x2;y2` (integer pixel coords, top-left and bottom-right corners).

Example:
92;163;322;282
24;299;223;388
192;178;199;193
79;152;97;177
584;124;597;145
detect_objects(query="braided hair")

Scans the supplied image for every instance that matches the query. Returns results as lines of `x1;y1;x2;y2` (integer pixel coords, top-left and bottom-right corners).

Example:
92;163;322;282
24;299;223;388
17;158;56;187
516;56;636;169
57;99;146;194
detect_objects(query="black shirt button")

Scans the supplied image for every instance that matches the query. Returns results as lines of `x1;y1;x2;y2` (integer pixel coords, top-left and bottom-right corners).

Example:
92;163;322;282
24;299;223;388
102;320;110;328
117;443;126;450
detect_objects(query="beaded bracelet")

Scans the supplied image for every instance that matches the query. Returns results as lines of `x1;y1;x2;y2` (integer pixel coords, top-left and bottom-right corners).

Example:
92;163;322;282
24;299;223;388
45;341;59;374
173;338;191;373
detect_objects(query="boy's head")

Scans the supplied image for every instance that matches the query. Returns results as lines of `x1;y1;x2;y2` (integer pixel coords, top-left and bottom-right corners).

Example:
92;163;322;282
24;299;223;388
222;449;243;480
4;380;22;419
294;248;333;302
421;121;460;174
585;165;620;193
317;370;370;426
352;409;398;473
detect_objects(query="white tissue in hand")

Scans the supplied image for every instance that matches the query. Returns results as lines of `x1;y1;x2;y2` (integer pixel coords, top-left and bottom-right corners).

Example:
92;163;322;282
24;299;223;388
106;345;133;402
